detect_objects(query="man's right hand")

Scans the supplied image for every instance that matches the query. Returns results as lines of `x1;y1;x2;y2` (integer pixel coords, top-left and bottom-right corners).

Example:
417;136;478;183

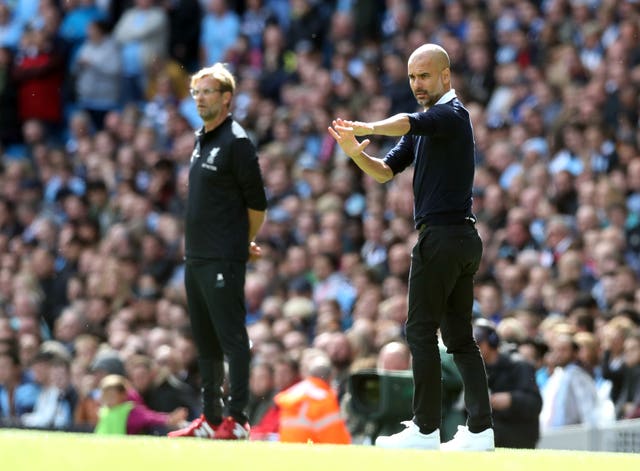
328;118;371;159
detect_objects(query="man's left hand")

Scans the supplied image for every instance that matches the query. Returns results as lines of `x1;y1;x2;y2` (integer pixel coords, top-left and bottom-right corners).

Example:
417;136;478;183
328;118;371;159
249;241;262;262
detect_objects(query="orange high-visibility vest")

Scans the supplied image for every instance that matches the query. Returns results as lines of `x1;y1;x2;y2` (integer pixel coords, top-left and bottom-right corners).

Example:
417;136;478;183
274;377;351;444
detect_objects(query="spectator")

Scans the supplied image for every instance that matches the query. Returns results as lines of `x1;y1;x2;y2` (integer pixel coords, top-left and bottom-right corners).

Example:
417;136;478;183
615;330;640;419
273;354;301;394
113;0;168;105
246;360;279;440
74;348;127;429
139;231;175;285
476;281;504;324
311;252;356;318
143;66;188;146
497;207;539;263
94;374;187;435
601;315;635;404
73;334;99;370
0;348;40;425
381;52;417;116
21;353;76;430
0;5;22;50
376;340;410;371
53;306;86;352
240;0;275;51
286;0;328;54
13;27;65;133
71;19;120;130
17;332;41;374
244;272;268;326
474;319;542;448
256;22;289;102
199;0;240;68
171;330;200;393
540;332;600;431
274;350;351;444
126;353;199;421
462;44;494;106
58;0;104;64
323;331;354;399
164;0;201;71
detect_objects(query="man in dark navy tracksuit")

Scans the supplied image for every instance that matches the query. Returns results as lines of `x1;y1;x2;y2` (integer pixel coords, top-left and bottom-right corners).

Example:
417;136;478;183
329;44;494;451
169;63;267;440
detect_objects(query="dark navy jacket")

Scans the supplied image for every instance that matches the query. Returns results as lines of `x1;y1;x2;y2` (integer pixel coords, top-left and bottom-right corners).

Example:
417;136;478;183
384;95;476;227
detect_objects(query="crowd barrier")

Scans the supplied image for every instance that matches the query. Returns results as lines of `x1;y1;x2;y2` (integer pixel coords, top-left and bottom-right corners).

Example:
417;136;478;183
537;418;640;452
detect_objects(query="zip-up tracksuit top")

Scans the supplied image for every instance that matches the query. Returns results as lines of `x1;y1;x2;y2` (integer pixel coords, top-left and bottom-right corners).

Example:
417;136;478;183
185;115;267;262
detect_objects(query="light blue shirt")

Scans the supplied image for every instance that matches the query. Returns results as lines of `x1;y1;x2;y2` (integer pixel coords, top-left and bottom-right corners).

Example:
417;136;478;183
14;0;40;26
0;381;40;418
549;150;584;176
59;6;104;43
0;13;23;49
200;11;240;66
120;12;147;76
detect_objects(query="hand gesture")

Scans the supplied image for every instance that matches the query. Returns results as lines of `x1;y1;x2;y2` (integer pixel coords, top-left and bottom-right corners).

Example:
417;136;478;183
249;241;262;262
328;118;371;159
339;119;374;136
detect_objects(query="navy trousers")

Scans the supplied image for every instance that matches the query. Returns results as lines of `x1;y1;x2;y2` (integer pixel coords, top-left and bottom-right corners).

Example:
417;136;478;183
406;223;493;434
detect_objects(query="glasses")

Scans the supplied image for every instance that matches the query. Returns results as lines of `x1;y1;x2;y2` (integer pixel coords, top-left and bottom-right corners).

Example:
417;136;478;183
189;88;224;98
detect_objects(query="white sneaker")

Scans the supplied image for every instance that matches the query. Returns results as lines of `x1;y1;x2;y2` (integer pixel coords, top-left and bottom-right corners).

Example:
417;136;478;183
441;425;494;451
375;421;440;450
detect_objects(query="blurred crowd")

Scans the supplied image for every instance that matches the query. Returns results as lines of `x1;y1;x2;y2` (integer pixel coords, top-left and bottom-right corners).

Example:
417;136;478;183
0;0;640;444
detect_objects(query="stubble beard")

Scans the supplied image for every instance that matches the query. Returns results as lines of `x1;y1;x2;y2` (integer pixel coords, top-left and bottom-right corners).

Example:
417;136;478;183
416;92;440;108
198;103;224;124
198;108;214;122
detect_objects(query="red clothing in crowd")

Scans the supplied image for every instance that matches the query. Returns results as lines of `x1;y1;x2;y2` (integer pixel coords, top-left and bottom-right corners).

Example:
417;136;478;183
249;404;280;440
14;47;64;124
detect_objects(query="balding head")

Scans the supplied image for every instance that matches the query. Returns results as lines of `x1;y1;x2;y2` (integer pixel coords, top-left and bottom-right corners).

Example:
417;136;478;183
377;341;411;371
409;44;450;71
306;352;333;382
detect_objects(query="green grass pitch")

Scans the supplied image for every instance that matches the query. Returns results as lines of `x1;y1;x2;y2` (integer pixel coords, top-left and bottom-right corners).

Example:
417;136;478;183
2;429;639;471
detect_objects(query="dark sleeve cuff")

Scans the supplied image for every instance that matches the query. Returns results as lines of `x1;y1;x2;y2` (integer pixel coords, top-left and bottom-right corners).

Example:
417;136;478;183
407;113;419;134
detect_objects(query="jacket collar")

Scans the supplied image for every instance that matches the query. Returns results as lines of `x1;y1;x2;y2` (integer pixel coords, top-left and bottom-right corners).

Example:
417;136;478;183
434;89;457;105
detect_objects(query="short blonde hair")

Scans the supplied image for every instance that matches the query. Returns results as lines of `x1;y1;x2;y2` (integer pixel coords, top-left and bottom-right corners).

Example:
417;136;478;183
191;63;236;93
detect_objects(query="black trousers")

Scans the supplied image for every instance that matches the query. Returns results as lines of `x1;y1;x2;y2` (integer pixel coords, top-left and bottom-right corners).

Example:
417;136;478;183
406;223;493;434
184;259;250;424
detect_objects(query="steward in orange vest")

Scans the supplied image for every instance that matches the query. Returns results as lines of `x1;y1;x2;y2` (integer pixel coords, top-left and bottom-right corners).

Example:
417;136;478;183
274;358;351;444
